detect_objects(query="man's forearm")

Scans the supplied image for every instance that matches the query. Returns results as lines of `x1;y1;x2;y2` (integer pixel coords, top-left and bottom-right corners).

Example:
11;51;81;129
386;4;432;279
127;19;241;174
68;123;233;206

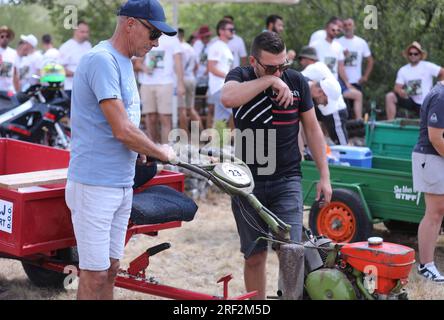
174;54;185;84
209;67;226;79
118;121;168;161
65;68;74;77
338;63;349;85
222;76;274;108
394;84;406;97
363;56;374;79
13;69;20;92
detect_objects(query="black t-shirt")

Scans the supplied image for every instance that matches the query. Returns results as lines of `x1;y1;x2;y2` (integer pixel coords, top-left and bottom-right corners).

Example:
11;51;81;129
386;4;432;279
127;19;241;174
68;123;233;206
414;82;444;155
225;66;314;181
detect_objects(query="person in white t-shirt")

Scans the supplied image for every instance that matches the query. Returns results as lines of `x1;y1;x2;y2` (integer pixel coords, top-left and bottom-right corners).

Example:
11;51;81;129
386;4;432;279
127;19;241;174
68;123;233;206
208;19;234;127
264;14;284;35
41;34;60;65
223;15;247;68
308;17;343;46
312;20;363;120
299;46;348;146
59;21;92;96
134;34;185;144
0;26;19;93
17;34;43;92
193;25;213;94
338;18;374;90
178;28;201;134
385;42;444;120
310;22;345;78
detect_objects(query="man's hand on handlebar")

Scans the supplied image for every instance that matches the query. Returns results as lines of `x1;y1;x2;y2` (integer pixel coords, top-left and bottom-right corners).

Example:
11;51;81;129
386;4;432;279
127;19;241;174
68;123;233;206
158;144;177;164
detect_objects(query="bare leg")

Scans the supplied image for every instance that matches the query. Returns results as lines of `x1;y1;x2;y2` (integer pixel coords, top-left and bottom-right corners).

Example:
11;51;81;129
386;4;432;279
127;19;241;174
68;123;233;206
385;92;398;121
189;107;203;131
206;104;214;129
77;270;108;300
343;87;363;120
159;114;172;145
100;259;120;300
178;107;189;133
244;251;267;300
418;193;444;264
145;113;160;142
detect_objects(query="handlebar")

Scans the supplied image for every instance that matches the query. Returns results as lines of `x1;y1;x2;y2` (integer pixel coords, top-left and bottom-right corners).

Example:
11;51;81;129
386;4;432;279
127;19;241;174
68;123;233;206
145;145;292;242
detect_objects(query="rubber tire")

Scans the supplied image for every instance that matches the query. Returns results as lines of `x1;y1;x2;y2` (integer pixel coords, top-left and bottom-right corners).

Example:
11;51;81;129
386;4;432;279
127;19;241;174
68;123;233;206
383;220;419;235
22;247;78;289
309;188;373;243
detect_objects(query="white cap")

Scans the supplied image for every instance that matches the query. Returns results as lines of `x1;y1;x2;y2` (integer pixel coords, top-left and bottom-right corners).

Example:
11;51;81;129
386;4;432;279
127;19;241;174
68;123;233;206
318;77;342;116
20;34;38;48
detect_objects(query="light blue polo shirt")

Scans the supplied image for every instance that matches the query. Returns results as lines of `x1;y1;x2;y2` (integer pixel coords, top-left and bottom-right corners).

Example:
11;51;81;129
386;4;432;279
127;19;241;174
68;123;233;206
68;40;141;188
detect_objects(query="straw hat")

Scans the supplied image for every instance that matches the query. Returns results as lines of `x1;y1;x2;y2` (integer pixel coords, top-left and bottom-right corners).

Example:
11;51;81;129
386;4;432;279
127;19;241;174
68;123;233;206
403;41;427;60
0;26;15;41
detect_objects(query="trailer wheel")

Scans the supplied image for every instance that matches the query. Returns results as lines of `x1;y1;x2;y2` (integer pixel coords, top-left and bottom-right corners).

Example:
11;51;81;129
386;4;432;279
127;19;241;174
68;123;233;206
383;221;419;235
22;247;78;289
309;189;372;243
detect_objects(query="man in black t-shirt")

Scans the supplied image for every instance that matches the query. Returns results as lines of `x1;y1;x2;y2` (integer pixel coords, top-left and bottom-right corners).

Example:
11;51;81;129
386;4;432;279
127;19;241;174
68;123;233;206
221;31;332;300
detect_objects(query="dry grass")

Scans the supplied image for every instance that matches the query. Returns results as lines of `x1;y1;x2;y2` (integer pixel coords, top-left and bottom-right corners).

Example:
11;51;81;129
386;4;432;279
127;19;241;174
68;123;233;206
0;191;443;300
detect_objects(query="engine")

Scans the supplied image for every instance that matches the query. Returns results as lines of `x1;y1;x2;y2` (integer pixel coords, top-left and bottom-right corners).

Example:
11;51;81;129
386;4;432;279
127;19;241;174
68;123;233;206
340;237;415;297
304;237;415;300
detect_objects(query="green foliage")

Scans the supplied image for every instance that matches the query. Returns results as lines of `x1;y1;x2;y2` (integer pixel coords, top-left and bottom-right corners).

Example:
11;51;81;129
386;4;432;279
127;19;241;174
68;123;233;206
0;3;58;46
176;0;444;113
6;0;444;114
9;0;122;44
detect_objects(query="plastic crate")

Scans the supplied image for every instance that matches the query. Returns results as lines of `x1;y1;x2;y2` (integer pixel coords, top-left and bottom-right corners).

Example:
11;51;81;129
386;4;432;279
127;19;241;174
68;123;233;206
0;139;184;258
330;146;373;168
365;119;419;159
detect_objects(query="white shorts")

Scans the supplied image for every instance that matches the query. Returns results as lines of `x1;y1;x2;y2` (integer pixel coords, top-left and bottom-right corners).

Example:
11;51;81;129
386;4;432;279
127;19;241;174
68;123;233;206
412;152;444;195
65;180;133;271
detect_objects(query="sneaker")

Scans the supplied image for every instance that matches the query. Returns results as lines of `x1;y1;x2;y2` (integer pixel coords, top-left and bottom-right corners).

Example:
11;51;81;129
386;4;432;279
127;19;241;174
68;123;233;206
417;263;444;283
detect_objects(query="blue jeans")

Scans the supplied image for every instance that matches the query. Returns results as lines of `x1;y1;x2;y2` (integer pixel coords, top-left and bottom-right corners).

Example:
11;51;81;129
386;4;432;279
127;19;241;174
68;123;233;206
231;176;303;258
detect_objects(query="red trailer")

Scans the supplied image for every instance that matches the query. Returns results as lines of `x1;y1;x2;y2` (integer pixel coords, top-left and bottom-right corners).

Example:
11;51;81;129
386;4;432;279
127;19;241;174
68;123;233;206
0;138;255;300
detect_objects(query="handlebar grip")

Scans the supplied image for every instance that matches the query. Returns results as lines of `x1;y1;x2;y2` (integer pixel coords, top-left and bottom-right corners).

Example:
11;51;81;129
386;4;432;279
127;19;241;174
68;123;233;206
146;242;171;257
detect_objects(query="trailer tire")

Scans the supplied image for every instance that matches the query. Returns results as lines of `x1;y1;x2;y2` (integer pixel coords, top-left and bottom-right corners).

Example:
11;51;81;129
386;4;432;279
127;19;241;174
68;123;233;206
383;221;419;235
309;189;372;243
22;247;78;289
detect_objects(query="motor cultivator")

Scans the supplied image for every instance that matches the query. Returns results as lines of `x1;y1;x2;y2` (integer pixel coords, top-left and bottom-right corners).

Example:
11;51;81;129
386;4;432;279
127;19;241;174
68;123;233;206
178;147;415;300
0;140;415;300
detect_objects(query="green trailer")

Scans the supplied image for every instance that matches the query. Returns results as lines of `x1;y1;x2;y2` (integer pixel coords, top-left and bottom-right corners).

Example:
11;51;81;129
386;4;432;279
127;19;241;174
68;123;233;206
365;118;419;159
302;156;424;243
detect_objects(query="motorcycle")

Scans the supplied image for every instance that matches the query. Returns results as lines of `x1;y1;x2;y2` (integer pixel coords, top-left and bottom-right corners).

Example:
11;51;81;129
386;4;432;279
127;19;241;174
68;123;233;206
0;63;71;149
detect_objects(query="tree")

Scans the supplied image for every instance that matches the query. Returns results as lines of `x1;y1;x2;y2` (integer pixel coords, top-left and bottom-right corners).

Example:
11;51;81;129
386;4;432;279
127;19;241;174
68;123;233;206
9;0;444;115
10;0;122;44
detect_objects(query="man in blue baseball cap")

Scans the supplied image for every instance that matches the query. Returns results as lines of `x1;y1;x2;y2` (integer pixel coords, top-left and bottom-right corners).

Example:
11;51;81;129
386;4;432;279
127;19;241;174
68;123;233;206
118;0;177;36
66;0;177;300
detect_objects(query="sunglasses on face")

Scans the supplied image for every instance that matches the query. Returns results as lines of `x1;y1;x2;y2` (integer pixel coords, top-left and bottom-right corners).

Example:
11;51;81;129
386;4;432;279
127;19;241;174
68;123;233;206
409;52;420;56
225;28;236;33
255;57;291;75
137;19;162;41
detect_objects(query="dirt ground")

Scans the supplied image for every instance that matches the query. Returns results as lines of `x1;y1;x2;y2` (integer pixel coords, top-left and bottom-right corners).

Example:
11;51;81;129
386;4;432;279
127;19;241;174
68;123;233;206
0;190;443;300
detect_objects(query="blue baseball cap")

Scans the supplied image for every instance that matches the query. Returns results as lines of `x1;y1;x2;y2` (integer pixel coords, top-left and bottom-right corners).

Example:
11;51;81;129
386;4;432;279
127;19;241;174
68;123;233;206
117;0;177;36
